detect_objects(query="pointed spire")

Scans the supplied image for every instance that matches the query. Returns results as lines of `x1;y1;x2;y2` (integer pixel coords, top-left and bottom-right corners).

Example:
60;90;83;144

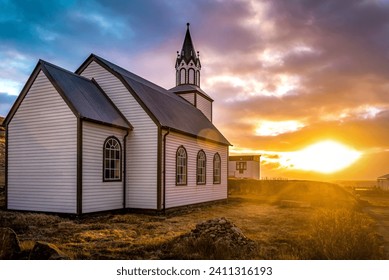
175;23;201;87
178;22;199;64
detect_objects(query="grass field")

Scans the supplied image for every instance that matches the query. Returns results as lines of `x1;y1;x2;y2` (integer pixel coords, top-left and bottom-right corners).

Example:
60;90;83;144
0;179;384;259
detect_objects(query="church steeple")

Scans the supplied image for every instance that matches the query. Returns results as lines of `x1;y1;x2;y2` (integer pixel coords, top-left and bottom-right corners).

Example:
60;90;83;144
171;23;213;122
175;23;201;87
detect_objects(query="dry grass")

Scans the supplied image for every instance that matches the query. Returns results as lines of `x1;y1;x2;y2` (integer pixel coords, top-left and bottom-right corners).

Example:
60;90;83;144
306;209;382;259
0;177;384;259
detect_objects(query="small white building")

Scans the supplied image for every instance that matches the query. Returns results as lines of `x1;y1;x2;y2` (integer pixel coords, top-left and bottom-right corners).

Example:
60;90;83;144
377;174;389;191
3;24;230;214
228;155;261;180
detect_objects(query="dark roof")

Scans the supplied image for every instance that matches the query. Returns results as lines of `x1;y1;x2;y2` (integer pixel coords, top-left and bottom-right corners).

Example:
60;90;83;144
176;23;200;66
169;84;213;101
229;155;261;162
41;60;131;129
80;54;230;145
378;174;389;180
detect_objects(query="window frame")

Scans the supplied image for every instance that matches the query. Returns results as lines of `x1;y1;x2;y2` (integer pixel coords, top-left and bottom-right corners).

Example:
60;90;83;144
196;150;207;185
176;145;188;186
236;161;247;174
213;153;221;184
103;136;122;182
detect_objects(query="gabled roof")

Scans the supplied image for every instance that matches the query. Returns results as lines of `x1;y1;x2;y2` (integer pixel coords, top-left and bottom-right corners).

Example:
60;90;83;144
77;54;230;146
4;60;131;130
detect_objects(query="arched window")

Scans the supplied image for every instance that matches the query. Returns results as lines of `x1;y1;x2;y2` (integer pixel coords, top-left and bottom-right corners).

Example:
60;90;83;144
176;146;187;185
197;150;206;185
196;70;200;87
176;70;180;85
180;68;186;85
213;153;221;184
103;136;122;181
188;68;195;84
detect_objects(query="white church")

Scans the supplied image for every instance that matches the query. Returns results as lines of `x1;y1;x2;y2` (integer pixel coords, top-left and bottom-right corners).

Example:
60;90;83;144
3;24;230;214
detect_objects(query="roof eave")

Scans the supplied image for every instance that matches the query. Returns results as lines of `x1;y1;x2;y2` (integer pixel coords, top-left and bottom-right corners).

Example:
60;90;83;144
161;126;231;146
81;117;132;131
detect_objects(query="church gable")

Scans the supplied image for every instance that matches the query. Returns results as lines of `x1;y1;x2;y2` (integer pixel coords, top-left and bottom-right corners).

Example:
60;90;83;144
7;70;78;213
78;59;160;210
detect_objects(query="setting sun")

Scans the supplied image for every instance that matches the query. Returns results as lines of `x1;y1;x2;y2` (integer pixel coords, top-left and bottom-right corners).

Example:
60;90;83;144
282;140;361;173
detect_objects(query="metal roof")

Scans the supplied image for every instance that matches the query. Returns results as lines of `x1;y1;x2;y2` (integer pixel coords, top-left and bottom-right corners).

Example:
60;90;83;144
41;60;131;129
229;155;261;162
88;55;230;145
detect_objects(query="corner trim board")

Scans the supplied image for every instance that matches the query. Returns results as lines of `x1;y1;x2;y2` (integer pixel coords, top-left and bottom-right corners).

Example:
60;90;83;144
157;127;162;210
123;130;129;209
5;125;8;209
77;118;83;215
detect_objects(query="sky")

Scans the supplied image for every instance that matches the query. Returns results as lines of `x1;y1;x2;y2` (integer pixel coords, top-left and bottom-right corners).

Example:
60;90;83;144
1;0;389;181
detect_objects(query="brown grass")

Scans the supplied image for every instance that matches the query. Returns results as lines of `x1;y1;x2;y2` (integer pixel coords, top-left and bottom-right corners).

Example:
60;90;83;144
0;178;384;259
306;209;382;259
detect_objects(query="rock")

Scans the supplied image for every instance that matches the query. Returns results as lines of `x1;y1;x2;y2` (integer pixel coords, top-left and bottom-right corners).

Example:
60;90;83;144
0;228;21;260
29;241;70;260
231;226;244;236
183;217;256;249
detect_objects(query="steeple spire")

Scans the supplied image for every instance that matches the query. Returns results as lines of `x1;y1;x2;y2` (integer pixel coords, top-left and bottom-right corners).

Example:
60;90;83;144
180;23;198;63
175;23;201;87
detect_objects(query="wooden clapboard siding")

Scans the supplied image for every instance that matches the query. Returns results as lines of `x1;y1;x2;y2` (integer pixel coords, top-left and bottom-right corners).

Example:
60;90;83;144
178;92;195;105
7;71;77;213
82;121;127;213
164;131;227;208
228;160;260;179
80;61;158;209
196;94;212;121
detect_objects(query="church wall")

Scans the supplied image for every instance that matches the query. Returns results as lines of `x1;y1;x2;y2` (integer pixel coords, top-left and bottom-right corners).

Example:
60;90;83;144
80;61;159;210
82;121;127;213
196;93;212;121
177;92;195;105
228;160;260;180
7;71;78;213
164;131;228;209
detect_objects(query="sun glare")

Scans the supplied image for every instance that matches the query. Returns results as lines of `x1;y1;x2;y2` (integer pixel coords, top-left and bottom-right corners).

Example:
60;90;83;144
282;140;361;173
